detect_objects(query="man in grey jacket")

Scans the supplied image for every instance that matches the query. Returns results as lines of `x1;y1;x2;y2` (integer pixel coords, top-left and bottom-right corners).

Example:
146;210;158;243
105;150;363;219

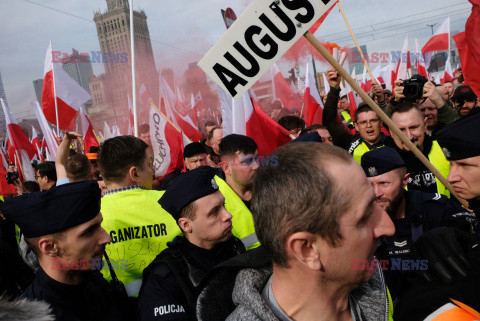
225;142;395;321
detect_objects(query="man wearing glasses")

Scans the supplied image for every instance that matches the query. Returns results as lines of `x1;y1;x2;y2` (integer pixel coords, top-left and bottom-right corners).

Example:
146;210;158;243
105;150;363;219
323;67;392;164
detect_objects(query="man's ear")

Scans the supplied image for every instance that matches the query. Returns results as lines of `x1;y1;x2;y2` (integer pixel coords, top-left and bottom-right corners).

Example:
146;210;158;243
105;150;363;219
38;237;60;257
285;232;322;271
178;217;192;234
402;173;410;189
221;158;231;176
127;166;140;184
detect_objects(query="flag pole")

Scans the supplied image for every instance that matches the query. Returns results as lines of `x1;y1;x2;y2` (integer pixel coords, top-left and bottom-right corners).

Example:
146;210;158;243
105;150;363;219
337;1;376;82
50;41;60;138
304;31;468;208
130;0;139;137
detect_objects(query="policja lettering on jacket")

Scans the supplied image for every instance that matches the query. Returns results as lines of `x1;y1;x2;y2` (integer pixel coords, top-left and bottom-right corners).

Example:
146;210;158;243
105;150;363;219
198;0;336;99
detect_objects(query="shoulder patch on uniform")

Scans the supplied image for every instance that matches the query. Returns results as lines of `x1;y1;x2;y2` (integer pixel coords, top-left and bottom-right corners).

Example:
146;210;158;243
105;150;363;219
423;192;447;204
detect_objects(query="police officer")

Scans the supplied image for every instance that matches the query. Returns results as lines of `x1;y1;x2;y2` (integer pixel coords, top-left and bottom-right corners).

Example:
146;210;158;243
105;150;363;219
137;166;245;321
396;110;480;320
0;181;129;320
361;147;476;302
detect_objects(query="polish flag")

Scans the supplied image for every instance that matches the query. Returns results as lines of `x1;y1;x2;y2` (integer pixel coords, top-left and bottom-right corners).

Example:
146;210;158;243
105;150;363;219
382;62;397;91
189;93;199;127
346;69;359;121
396;35;412;81
322;72;330;95
127;94;135;135
303;60;323;126
79;107;99;154
360;66;373;93
454;27;480;98
31;126;41;159
372;65;384;85
148;104;184;180
32;101;59;160
271;63;302;111
422;17;450;53
220;87;291;156
441;56;454;84
415;39;429;79
41;41;91;131
103;122;113;140
139;83;153;106
1;99;36;181
160;79;202;142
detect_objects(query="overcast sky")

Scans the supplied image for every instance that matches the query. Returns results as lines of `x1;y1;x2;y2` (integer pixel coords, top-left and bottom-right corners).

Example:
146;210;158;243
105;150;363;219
0;0;471;120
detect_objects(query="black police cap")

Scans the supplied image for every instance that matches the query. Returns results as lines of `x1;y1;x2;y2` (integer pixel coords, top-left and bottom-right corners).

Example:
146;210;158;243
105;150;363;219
159;166;219;220
183;142;207;159
361;147;406;177
0;181;101;238
437;110;480;161
290;132;323;143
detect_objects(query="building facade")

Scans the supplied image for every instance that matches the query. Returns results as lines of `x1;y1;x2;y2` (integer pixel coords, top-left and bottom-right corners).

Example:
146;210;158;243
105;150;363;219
91;0;158;132
61;49;94;94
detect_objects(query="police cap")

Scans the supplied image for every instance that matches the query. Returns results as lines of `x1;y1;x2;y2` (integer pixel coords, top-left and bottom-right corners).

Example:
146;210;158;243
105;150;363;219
0;181;101;238
159;166;219;220
361;147;406;177
183;142;207;159
437;110;480;160
290;132;323;143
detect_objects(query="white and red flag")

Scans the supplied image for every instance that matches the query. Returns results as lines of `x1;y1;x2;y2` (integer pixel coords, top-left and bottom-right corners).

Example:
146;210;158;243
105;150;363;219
103;122;113;140
422;17;450;54
2;99;36;181
32;101;59;160
41;41;91;131
346;69;359;121
31;126;41;159
79;107;99;154
396;35;412;81
160;78;202;142
271;63;302;111
221;88;291;156
149;104;184;180
127;94;135;135
303;60;323;126
415;38;429;79
139;83;154;106
441;56;454;84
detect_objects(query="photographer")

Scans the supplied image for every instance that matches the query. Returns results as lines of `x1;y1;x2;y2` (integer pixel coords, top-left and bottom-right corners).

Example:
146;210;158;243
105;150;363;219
383;76;459;135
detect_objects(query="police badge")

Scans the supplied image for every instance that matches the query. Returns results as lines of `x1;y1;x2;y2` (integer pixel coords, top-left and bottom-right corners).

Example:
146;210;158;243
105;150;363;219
368;167;377;177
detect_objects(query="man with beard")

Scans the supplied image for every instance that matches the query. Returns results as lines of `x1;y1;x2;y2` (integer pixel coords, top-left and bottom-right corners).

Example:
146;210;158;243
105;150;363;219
452;85;478;117
361;147;476;303
0;181;130;320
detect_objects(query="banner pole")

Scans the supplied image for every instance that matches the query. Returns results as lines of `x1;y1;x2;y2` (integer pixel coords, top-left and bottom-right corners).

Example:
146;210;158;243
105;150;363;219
130;0;139;137
337;1;376;82
304;31;468;208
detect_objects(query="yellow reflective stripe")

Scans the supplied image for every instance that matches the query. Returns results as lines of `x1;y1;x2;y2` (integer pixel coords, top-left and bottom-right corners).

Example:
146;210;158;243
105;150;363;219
428;141;450;198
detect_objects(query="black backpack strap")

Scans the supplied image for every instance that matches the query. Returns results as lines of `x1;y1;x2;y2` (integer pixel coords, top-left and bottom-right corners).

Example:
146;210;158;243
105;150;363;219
407;191;424;243
154;245;201;315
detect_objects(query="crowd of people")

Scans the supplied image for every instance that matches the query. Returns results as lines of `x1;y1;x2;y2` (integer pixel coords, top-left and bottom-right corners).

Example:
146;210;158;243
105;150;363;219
0;63;479;321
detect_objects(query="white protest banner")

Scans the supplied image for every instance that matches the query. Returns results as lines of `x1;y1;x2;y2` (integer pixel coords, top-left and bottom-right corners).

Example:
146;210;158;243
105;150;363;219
198;0;337;100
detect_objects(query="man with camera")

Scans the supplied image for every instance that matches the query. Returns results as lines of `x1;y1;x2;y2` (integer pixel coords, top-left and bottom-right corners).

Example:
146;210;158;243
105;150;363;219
5;163;19;186
388;76;459;135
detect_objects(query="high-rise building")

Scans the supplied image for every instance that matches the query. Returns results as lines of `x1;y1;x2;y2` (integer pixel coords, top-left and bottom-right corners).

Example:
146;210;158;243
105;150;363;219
33;79;43;104
91;0;158;130
62;49;94;94
349;45;369;76
0;70;8;133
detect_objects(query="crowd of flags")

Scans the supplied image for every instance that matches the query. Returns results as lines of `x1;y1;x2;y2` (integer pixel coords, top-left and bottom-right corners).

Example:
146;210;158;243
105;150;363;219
2;0;479;194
